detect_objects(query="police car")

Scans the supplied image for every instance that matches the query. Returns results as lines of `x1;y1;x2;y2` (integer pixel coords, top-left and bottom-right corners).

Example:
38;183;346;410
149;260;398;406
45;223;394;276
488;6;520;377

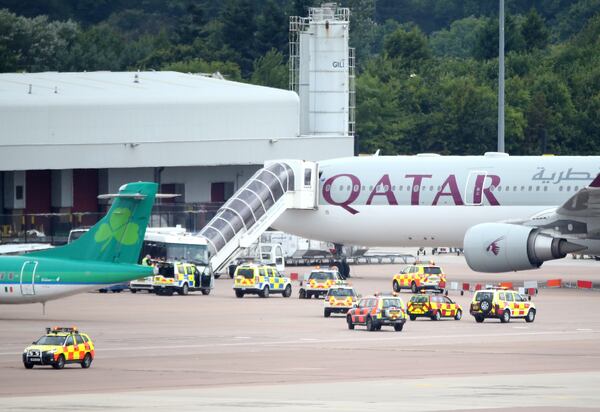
233;264;292;298
22;327;94;369
470;288;536;323
323;286;359;317
392;262;447;293
407;293;462;321
299;268;346;299
346;294;407;331
152;260;213;296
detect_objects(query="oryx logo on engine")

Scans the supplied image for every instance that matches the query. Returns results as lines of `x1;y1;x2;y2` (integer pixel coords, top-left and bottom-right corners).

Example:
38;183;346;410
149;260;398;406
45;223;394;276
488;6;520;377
486;237;504;256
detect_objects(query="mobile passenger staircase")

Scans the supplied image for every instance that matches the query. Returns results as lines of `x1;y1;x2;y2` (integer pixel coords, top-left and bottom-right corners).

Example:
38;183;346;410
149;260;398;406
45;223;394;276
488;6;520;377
199;160;318;274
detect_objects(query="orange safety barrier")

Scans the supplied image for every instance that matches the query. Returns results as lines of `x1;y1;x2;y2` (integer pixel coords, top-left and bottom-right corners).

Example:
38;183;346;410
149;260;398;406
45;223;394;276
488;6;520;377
577;280;593;289
475;284;482;291
499;282;513;289
462;283;470;291
290;272;299;281
546;279;562;288
527;288;537;296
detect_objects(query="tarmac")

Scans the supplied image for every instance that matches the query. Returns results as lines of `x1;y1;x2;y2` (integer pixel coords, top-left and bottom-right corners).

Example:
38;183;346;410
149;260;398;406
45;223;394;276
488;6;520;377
1;254;600;411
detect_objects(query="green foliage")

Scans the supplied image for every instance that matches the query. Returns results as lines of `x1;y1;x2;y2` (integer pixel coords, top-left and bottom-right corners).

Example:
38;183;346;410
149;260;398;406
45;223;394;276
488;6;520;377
250;49;288;89
1;1;599;156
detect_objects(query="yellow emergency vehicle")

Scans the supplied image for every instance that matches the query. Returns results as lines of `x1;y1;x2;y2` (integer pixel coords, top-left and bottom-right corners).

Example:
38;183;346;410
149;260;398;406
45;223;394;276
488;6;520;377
323;286;359;317
299;268;346;299
22;327;94;369
392;262;447;293
407;293;462;321
470;288;536;323
233;263;292;298
152;261;213;296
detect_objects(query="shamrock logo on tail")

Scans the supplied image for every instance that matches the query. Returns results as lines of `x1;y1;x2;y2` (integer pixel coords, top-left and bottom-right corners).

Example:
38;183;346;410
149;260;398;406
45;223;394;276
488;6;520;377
94;208;140;250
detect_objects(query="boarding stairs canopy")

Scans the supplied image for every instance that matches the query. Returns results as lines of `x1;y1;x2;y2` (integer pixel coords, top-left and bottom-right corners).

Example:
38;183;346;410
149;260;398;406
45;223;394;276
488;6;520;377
199;160;318;273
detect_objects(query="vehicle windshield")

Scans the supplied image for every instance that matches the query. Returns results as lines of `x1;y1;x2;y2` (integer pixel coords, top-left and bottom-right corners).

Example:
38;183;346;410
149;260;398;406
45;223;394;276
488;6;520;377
475;291;494;301
35;335;66;345
410;295;429;303
143;242;209;265
309;271;335;281
237;268;255;279
423;267;442;275
381;298;402;308
328;288;355;297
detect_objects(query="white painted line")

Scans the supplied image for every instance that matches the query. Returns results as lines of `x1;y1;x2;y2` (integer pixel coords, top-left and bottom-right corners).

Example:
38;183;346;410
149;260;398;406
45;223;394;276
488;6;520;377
576;328;593;332
1;329;596;357
233;336;251;339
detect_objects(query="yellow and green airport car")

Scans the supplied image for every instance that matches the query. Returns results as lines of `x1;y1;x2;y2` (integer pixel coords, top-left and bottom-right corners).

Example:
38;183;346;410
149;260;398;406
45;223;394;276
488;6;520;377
22;327;95;369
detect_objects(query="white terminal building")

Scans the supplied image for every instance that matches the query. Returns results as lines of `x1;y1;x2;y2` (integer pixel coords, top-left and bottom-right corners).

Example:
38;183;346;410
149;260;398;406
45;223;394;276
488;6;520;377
0;3;354;236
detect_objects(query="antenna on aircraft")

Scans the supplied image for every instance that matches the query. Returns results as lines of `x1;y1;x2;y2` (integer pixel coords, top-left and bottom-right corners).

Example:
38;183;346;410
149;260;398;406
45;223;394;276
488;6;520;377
374;150;380;157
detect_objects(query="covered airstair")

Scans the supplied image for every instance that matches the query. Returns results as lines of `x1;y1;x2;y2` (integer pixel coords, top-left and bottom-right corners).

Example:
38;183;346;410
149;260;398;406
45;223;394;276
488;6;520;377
199;160;318;273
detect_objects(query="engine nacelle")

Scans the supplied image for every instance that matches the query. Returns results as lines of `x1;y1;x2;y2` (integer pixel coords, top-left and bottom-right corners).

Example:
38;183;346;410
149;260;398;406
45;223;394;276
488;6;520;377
464;223;585;272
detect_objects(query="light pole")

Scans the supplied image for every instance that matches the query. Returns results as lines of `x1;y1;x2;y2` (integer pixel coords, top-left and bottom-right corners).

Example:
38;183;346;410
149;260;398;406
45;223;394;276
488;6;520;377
498;0;505;153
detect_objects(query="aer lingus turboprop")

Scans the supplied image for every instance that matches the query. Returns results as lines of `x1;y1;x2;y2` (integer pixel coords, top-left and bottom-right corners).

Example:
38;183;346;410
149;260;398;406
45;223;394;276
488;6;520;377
0;182;158;309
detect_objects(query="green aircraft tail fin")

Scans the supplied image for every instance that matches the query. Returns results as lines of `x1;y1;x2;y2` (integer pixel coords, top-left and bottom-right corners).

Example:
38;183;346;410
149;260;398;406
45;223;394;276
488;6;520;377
29;182;158;264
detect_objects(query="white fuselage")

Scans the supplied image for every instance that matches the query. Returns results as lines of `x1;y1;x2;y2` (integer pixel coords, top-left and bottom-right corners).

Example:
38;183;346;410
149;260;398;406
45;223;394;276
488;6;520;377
274;155;600;248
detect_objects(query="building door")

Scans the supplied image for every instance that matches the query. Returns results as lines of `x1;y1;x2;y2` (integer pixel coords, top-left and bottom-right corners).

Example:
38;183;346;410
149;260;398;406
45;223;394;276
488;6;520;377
20;260;38;295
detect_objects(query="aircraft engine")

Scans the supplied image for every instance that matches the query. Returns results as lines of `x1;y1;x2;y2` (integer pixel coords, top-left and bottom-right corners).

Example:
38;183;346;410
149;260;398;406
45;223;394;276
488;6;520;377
463;223;586;272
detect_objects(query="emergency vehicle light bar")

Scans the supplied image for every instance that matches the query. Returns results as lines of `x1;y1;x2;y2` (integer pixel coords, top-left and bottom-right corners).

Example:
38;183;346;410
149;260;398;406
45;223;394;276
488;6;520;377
46;326;78;334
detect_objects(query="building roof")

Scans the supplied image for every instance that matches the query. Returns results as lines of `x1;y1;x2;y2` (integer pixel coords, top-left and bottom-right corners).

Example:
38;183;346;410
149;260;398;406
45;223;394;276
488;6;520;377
0;71;331;170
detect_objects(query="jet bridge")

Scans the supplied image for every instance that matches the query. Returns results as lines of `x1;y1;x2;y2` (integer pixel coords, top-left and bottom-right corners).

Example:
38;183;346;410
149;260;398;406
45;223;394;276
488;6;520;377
199;160;318;273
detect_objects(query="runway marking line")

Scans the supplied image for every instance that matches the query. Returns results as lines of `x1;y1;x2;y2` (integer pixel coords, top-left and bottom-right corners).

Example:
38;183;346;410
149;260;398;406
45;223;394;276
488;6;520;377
1;329;597;356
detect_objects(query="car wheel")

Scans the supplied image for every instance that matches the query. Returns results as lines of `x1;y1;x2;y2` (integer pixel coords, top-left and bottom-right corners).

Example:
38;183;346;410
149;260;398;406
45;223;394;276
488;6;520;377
475;315;485;323
260;285;270;298
81;353;92;369
130;289;137;294
179;283;189;296
366;316;376;331
201;288;210;295
299;289;306;299
480;299;492;314
500;309;511;323
393;280;401;293
454;310;462;321
214;274;221;279
525;309;536;323
347;315;355;330
411;282;418;294
283;284;292;298
235;290;244;298
53;355;65;369
431;311;441;321
165;289;174;296
307;292;312;299
23;361;34;369
394;323;403;332
324;309;331;318
409;315;416;321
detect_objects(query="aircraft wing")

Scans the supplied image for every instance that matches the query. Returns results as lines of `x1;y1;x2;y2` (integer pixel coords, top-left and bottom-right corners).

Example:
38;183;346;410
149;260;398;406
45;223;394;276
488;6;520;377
556;174;600;218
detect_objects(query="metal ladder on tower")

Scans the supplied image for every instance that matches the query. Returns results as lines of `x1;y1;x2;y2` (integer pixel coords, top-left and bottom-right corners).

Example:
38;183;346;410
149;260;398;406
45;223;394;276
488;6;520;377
199;160;318;274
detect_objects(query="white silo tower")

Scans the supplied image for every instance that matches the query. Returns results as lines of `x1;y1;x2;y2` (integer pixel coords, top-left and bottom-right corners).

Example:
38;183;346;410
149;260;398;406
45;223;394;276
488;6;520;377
290;3;355;137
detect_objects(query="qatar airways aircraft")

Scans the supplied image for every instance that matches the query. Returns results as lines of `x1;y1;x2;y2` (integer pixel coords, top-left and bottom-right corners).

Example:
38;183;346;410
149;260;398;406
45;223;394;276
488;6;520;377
273;153;600;273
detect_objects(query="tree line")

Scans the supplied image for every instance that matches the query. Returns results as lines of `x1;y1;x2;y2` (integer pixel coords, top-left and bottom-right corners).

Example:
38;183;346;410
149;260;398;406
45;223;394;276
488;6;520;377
1;0;599;155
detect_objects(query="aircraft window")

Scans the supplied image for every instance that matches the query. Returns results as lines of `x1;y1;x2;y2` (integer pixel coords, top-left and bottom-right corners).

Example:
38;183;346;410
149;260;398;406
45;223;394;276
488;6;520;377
369;186;373;191
0;273;3;280
497;186;502;192
353;185;359;191
413;186;419;192
574;186;579;191
347;185;351;191
429;186;433;191
520;186;525;191
437;186;441;191
362;185;365;191
528;186;532;191
544;186;548;191
536;186;540;191
490;186;495;192
398;186;403;191
325;184;331;191
8;273;13;280
559;186;563;191
505;186;509;191
339;185;344;190
392;185;396;190
513;186;517;191
567;186;571;191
